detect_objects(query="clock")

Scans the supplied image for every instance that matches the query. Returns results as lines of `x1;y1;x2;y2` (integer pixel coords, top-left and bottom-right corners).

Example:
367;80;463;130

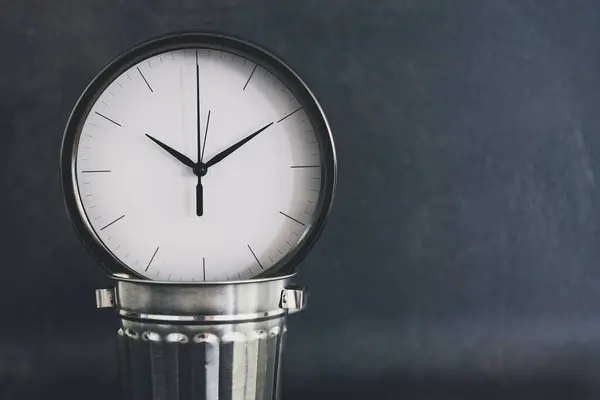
61;32;337;282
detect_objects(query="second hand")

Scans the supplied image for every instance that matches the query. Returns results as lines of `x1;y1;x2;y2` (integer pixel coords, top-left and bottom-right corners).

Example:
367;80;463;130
196;49;203;217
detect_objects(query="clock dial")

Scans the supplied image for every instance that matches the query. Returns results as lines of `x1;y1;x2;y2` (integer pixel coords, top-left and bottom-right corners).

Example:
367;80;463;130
63;34;336;282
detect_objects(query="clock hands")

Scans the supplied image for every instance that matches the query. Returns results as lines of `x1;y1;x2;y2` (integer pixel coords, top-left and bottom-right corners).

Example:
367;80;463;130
146;119;273;218
145;134;195;168
204;122;274;168
201;110;211;162
196;52;203;216
146;120;273;172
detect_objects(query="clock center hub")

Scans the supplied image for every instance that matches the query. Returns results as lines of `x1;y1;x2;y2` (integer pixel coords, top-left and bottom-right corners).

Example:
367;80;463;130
194;163;208;177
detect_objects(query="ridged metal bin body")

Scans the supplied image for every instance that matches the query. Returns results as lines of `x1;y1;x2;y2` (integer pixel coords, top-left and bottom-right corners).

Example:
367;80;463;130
96;274;305;400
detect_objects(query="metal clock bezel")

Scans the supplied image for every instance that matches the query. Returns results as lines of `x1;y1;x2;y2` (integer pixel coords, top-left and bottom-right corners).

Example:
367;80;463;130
60;32;337;281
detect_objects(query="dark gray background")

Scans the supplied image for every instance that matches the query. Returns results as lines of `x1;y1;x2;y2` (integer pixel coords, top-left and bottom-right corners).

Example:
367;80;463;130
2;0;600;398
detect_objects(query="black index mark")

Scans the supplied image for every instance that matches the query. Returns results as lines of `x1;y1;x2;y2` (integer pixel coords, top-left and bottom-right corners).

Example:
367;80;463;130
203;257;206;281
81;170;111;173
247;245;263;269
243;64;258;90
94;112;121;127
279;211;306;226
145;246;159;271
277;107;302;123
290;165;321;169
100;214;125;231
137;67;153;92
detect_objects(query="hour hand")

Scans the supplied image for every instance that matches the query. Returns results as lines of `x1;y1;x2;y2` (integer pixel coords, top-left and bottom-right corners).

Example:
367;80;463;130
145;134;195;169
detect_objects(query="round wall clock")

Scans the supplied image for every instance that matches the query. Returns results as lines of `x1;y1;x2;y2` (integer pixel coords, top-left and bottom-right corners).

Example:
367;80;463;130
61;32;337;282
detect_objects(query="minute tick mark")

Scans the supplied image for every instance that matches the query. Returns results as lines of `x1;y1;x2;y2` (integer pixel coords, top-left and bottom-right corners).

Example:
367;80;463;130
137;67;153;92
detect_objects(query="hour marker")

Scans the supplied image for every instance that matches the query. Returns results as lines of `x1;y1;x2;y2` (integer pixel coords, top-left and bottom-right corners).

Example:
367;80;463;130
145;246;159;271
117;82;124;88
137;67;153;92
279;211;305;226
290;165;320;169
285;240;292;246
203;257;206;281
81;170;111;173
243;64;258;90
95;112;121;127
100;214;125;231
248;245;263;269
237;272;242;279
277;107;302;123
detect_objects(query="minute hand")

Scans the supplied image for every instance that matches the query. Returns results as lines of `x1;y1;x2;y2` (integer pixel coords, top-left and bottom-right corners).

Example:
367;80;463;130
204;122;274;168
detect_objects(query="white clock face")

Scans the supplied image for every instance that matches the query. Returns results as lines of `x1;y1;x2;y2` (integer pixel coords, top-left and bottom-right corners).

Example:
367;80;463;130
72;46;327;281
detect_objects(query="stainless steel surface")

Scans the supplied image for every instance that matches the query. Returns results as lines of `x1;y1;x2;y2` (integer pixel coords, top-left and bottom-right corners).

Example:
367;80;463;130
95;287;115;308
102;273;304;400
279;287;307;314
